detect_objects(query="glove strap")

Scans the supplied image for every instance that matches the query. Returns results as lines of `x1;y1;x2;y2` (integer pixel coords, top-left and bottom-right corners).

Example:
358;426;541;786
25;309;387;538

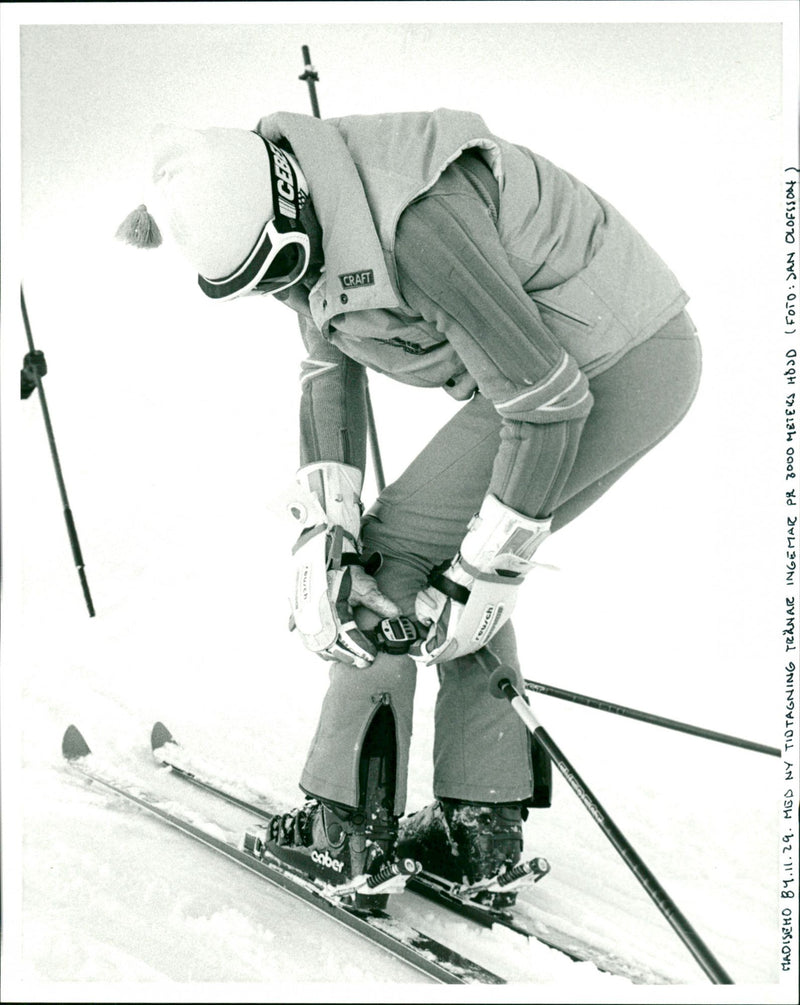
427;561;471;604
341;551;383;576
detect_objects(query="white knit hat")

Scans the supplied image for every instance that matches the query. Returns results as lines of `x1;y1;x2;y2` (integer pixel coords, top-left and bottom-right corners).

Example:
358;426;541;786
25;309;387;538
116;124;310;299
149;125;276;281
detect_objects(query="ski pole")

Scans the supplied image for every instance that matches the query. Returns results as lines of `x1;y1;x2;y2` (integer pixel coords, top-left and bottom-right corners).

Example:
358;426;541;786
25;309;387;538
478;655;734;984
20;287;95;617
298;44;386;493
299;44;321;118
524;679;780;758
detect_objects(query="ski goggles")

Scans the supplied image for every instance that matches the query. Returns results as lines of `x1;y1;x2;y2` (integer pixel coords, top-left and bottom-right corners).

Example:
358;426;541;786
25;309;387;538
198;137;311;302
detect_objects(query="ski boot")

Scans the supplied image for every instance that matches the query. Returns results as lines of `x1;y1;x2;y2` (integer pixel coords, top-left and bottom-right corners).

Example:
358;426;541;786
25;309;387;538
396;799;526;909
247;704;415;910
248;795;409;912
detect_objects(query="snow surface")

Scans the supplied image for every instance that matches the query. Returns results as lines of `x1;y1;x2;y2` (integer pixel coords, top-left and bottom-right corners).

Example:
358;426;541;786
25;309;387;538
2;11;799;1005
6;621;787;1001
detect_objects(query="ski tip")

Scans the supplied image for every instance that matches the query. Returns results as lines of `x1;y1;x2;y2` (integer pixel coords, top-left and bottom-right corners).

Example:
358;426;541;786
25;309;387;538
62;724;91;760
151;721;175;751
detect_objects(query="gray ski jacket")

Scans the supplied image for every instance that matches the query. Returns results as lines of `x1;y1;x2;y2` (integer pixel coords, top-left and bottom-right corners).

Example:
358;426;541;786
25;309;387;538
254;109;689;515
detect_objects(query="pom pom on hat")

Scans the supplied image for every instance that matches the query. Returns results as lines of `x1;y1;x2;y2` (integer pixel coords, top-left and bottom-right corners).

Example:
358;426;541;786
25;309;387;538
115;204;163;248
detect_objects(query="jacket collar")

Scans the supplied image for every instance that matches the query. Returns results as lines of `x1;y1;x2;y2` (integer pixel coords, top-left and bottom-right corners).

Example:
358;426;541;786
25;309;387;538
255;113;401;330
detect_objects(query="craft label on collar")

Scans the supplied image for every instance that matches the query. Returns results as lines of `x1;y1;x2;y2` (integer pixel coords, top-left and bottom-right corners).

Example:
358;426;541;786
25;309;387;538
339;269;375;289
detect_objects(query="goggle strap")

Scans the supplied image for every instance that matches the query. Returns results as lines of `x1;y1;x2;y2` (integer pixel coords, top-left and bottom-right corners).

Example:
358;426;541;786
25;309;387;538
260;136;304;236
197;135;308;301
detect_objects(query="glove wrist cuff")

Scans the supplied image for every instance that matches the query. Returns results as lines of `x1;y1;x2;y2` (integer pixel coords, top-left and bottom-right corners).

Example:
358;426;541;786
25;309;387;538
295;462;364;539
459;494;551;574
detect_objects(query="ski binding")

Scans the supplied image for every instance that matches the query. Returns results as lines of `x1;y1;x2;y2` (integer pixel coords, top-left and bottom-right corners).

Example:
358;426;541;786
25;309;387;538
243;823;420;899
452;856;550;898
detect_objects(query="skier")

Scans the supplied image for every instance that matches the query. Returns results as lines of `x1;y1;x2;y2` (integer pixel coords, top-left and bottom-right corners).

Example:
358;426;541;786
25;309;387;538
119;110;701;909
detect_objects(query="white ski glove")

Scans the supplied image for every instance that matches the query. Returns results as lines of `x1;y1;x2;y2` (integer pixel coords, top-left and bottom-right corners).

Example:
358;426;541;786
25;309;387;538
288;462;401;668
414;494;551;665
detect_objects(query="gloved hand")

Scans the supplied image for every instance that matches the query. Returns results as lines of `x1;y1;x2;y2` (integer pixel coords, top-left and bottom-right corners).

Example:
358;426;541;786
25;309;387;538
414;494;551;665
288;462;401;668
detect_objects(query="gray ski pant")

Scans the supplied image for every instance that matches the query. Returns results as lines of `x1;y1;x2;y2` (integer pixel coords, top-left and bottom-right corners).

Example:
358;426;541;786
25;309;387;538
300;313;702;814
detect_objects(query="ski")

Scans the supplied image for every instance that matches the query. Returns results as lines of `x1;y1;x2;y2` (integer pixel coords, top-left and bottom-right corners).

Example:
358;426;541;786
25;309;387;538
150;720;278;821
149;721;667;982
150;722;547;922
62;725;503;985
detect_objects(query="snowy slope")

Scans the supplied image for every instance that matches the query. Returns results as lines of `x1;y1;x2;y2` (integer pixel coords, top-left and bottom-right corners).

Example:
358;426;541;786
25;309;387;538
15;683;777;990
4;580;785;999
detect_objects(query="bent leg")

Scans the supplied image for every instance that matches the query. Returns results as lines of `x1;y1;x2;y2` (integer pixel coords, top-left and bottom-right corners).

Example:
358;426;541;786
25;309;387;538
301;315;701;811
432;622;541;803
300;650;416;815
551;317;702;529
301;400;504;815
360;399;540;807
